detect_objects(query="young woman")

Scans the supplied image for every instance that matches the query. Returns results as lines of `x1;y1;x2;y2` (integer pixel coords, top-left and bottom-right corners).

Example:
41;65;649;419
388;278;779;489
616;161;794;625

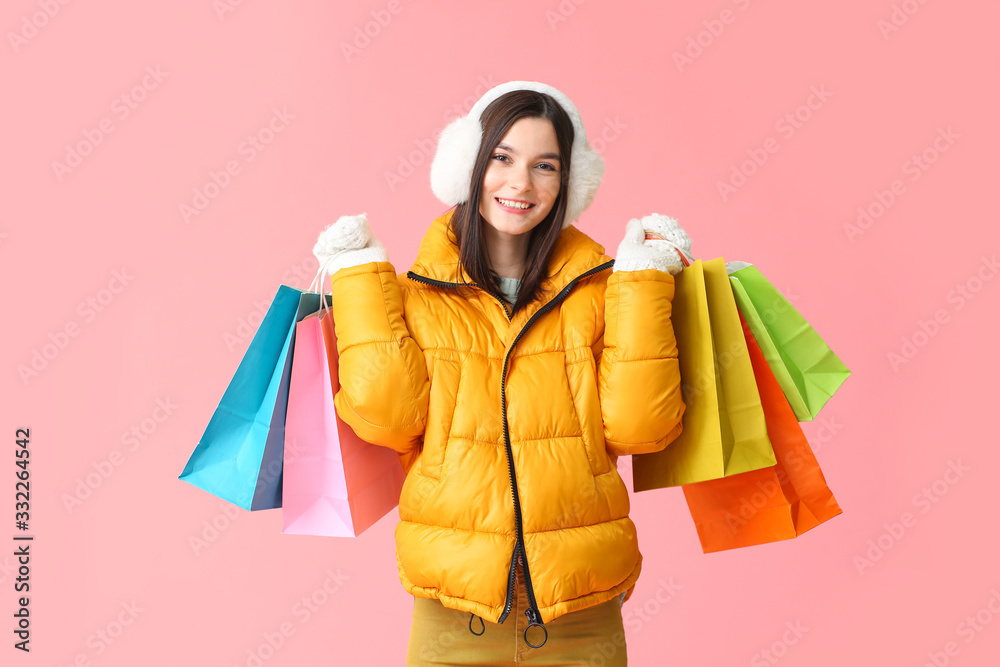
314;81;689;665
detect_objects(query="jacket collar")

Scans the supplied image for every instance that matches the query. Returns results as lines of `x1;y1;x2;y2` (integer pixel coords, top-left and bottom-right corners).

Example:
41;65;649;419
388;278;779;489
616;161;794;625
408;209;614;297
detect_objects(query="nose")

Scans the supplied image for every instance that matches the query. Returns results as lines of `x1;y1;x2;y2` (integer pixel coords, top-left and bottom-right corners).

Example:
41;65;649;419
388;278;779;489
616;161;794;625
506;165;533;193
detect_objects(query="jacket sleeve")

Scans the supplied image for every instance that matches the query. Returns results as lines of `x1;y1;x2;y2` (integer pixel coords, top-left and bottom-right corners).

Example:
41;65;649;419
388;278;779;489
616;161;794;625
592;267;685;457
329;260;429;456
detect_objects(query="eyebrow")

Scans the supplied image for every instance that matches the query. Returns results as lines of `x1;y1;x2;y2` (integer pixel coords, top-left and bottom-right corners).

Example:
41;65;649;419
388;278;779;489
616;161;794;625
496;142;561;161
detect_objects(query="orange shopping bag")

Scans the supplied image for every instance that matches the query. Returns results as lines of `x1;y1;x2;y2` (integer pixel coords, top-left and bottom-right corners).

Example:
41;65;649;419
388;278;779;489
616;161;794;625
681;308;843;552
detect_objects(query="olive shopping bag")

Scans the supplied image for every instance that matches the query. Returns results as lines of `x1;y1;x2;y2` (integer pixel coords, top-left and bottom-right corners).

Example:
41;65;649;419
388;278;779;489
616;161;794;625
726;261;851;421
281;277;405;537
633;255;776;490
179;285;318;510
681;307;843;552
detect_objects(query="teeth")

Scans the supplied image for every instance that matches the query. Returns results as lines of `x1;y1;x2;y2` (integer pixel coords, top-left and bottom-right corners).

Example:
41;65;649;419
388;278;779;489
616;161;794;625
497;198;533;209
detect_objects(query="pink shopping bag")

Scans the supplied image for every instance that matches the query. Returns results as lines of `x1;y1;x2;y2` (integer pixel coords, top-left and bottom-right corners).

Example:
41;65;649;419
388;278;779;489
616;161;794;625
281;295;405;537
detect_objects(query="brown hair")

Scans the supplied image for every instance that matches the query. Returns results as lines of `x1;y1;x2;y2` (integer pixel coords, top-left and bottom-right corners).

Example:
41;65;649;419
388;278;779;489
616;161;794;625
441;89;575;317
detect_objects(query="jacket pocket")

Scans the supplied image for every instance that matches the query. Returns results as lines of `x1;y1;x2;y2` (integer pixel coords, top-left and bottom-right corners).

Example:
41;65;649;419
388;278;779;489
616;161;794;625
419;353;462;480
565;346;611;476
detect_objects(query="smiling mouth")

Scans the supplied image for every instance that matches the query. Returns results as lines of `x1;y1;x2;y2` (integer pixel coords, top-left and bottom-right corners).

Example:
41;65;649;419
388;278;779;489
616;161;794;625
495;197;535;210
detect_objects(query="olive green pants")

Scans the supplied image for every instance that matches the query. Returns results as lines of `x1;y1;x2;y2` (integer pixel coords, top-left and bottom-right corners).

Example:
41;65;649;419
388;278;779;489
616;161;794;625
405;561;628;666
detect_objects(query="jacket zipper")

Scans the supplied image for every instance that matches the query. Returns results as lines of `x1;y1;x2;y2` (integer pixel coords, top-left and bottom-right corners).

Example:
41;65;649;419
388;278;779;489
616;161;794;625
406;259;615;644
405;271;513;321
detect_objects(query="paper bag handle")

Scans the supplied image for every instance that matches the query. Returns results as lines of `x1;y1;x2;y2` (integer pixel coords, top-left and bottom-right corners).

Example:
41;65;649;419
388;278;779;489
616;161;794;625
644;231;695;268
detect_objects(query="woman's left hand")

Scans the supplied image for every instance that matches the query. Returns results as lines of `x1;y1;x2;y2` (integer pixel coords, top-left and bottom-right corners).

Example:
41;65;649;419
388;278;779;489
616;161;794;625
612;213;692;276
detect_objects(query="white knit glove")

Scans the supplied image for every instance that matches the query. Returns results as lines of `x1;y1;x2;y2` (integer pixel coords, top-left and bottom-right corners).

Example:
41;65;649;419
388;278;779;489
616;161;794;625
313;212;389;277
612;213;692;276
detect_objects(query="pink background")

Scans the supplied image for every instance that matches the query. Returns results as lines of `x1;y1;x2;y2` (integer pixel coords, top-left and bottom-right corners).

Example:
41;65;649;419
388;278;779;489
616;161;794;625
4;1;998;665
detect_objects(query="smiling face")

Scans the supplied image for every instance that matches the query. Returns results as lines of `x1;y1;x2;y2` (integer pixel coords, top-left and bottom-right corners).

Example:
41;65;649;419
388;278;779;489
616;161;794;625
477;116;562;238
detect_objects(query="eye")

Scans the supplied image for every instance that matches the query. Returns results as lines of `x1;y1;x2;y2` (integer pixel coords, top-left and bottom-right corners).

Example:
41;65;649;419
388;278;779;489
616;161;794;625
491;153;511;163
536;163;556;171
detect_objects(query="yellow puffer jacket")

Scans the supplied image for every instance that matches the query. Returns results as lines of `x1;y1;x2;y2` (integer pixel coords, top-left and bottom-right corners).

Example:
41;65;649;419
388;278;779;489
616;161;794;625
329;209;685;633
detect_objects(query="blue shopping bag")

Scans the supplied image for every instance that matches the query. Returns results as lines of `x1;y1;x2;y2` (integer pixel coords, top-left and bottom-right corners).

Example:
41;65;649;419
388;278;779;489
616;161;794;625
179;285;323;510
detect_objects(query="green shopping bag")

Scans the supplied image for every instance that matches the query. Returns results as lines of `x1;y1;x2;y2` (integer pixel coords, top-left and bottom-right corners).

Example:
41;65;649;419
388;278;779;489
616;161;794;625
726;262;851;421
633;257;776;490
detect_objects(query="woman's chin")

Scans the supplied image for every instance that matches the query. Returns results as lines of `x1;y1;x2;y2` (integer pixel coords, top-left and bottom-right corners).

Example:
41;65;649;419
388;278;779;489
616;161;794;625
485;209;549;235
487;219;537;237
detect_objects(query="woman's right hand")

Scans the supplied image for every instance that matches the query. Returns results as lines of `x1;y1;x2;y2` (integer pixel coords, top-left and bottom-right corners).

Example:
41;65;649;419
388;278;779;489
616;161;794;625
612;213;691;276
313;212;389;276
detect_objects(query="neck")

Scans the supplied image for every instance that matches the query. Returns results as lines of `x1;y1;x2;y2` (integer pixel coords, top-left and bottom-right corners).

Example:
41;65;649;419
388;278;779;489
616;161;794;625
482;224;529;281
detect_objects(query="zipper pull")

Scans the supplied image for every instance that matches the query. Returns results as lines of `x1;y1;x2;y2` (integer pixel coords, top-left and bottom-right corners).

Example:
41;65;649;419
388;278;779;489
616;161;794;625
523;607;547;648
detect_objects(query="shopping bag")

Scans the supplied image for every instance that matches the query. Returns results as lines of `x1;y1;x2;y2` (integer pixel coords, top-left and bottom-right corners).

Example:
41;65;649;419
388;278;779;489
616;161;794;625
281;287;405;537
633;256;776;490
726;261;850;421
681;307;843;552
179;285;317;510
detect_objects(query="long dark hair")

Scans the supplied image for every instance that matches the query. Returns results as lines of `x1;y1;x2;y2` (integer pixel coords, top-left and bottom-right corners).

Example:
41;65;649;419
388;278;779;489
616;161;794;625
443;89;575;316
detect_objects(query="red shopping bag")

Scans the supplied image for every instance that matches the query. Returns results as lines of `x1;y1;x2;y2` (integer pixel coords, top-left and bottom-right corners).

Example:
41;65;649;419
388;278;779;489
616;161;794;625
680;308;843;552
281;295;405;537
